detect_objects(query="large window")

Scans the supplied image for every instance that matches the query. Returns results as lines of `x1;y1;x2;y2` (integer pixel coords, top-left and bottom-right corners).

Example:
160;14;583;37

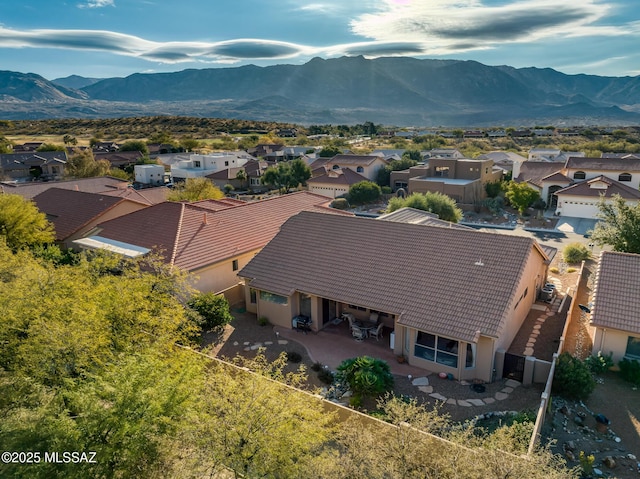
573;171;586;180
434;166;450;178
249;288;257;304
626;336;640;359
259;291;288;305
619;172;632;182
414;332;459;368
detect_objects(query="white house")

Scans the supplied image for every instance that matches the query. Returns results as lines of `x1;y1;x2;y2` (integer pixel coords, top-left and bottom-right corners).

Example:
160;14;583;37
565;157;640;191
134;164;165;186
170;151;255;181
555;175;640;218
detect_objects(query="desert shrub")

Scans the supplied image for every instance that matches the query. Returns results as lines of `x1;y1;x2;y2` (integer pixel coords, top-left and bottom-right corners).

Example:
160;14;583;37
187;292;233;330
566;267;577;273
618;358;640;386
552;352;595;400
286;351;302;363
330;198;350;210
257;316;269;326
563;242;590;263
550;267;559;274
317;368;335;385
337;356;394;400
348;181;382;205
311;361;323;372
381;186;392;194
585;352;614;375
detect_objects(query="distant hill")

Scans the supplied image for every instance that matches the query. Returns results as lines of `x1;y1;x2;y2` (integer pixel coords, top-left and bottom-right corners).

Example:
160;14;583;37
1;57;640;126
52;75;104;90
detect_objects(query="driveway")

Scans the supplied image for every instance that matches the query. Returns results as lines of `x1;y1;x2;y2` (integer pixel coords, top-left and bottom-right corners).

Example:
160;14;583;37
555;216;598;236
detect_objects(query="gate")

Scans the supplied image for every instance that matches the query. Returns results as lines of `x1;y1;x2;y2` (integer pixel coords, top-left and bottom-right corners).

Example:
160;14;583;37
503;352;525;382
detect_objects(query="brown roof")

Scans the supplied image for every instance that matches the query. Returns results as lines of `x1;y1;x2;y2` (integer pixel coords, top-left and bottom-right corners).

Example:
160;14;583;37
205;167;244;180
307;168;368;186
94;192;351;271
101;186;171;205
327;154;385;166
240;211;548;343
555;175;640;200
377;207;472;230
565;156;640;171
515;162;564;187
33;188;139;241
591;251;640;334
541;172;572;183
0;176;129;199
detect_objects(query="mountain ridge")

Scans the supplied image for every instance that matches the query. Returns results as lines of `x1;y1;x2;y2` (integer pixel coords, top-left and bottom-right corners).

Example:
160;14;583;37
2;56;640;126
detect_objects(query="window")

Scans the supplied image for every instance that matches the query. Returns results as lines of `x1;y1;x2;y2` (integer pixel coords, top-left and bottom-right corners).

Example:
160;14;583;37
434;166;450;178
619;172;632;182
356;166;364;173
232;259;238;271
332;165;340;170
194;160;201;168
465;343;476;368
626;336;640;359
573;171;586;180
225;161;229;166
259;291;288;305
414;332;459;368
249;288;257;304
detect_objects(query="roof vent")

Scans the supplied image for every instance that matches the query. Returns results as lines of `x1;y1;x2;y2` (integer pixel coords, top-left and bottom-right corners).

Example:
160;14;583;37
474;259;484;266
203;213;208;225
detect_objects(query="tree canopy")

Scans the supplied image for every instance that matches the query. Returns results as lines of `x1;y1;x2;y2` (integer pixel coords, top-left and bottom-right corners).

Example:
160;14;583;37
387;192;463;223
0;194;55;250
504;181;541;215
261;159;311;194
590;194;640;253
167;177;225;202
348;181;382;205
65;148;112;178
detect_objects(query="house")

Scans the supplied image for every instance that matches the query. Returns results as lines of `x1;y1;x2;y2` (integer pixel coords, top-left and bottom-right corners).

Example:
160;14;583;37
32;188;149;249
307;168;369;198
170;151;255;181
0;176;130;200
316;154;388;182
589;251;640;364
134;164;166;186
377;207;472;230
565;157;640;190
477;151;527;175
92;141;120;153
246;144;285;159
239;211;550;382
423;148;464;159
74;192;351;301
0;151;67;181
95;150;144;168
555;175;640;218
528;148;562;162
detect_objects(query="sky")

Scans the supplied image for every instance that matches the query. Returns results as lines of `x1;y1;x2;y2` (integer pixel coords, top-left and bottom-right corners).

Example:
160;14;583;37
1;0;639;80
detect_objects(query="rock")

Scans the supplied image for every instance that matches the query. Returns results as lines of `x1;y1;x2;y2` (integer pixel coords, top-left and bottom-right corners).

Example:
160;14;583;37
577;411;587;419
603;456;616;468
559;405;569;416
574;416;584;425
564;441;576;451
565;450;575;461
592;468;603;476
614;436;621;443
627;454;636;460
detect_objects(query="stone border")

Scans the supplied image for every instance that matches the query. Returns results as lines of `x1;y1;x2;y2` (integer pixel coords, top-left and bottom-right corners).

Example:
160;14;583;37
411;376;522;407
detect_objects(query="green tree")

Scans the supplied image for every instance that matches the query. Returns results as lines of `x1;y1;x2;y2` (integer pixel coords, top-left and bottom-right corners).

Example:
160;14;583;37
590;194;640;253
65;148;111;178
179;136;201;152
387;192;463;223
504;181;540;215
336;356;394;402
119;140;149;156
288;158;312;188
375;157;418;187
402;149;422;162
261;159;311;194
188;293;234;331
0;136;12;154
167;178;225;202
552;352;596;400
319;145;342;157
235;168;247;189
348;181;382;205
36;143;65;152
0;194;54;250
62;134;77;146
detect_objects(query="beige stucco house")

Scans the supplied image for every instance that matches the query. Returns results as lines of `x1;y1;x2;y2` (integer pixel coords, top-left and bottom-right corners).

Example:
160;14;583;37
239;211;550;382
589;251;640;364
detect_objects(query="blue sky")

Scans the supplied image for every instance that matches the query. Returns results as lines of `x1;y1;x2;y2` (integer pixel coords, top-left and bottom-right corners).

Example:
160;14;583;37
1;0;639;80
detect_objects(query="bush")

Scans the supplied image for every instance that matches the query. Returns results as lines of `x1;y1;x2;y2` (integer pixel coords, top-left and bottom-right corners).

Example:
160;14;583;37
549;267;559;274
317;368;335;385
330;198;350;210
552;352;595;400
337;356;394;399
348;181;382;205
584;351;614;375
286;351;302;363
187;292;234;331
311;361;323;372
563;242;590;263
381;186;392;194
257;316;269;326
619;358;640;386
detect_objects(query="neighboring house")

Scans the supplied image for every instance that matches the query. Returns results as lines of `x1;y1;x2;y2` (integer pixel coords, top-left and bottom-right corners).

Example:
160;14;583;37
477;151;527;175
92;141;120;152
95;150;144;168
13;142;44;152
528;148;562;161
0;176;129;200
246;144;285;159
423;148;464;159
565;157;640;190
33;188;149;249
555;175;640;218
514;161;565;191
589;251;640;364
100;185;170;205
134;164;166;186
307;168;369;198
377;207;472;230
74;192;351;301
0;151;67;181
318;154;388;182
206;166;246;191
170;151;255;181
239;211;550;383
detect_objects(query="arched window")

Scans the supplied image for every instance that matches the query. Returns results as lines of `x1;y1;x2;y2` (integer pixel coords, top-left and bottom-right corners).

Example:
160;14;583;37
619;172;632;182
332;164;340;170
573;171;586;180
356;166;364;173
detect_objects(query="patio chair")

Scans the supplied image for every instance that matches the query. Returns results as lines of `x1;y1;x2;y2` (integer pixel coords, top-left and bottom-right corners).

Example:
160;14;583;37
369;323;384;341
352;326;366;341
369;312;379;324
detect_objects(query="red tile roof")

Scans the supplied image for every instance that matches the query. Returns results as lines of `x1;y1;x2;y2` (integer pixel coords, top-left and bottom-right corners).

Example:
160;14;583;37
307;168;368;186
33;188;140;241
591;251;640;334
240;211;548;343
555;175;640;200
0;176;129;199
94;192;352;271
100;186;171;205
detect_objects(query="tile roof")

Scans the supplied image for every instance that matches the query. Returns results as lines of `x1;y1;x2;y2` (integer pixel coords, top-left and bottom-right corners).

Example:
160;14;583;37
377;207;472;230
515;162;564;187
590;251;640;334
33;188;136;241
100;186;171;205
240;211;547;343
565;156;640;171
541;172;572;183
327;154;385;166
0;176;129;199
307;168;368;186
94;192;352;271
555;175;640;200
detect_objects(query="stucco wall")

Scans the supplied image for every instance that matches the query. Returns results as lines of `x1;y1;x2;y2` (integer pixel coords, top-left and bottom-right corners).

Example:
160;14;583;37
592;328;640;364
191;250;259;294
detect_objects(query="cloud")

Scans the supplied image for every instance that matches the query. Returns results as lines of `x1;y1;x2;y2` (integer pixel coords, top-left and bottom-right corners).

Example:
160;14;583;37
350;0;634;53
78;0;115;8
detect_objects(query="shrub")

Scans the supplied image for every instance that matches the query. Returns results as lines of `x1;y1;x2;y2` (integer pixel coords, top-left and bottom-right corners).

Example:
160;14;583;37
286;351;302;363
317;368;335;385
619;358;640;386
549;267;559;274
348;181;382;205
566;267;577;273
330;198;350;210
187;292;234;331
381;186;392;194
311;361;323;372
337;356;394;399
552;352;595;400
257;316;269;326
584;351;614;375
563;242;590;264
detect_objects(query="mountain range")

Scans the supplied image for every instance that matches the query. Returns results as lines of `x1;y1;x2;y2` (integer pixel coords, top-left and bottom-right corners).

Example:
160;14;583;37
2;56;640;126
